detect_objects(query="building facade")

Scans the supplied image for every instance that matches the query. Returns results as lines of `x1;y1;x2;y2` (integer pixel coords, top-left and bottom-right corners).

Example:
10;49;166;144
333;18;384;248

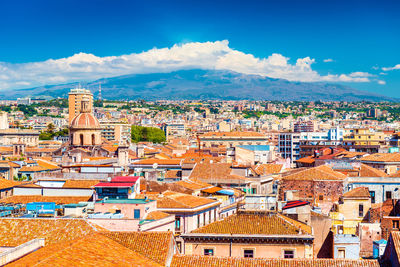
68;88;93;124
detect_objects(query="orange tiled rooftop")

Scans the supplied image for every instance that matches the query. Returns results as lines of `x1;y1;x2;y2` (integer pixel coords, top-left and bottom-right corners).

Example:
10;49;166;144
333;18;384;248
192;212;312;235
0;218;96;247
170;255;379;267
8;232;162;267
281;165;347;181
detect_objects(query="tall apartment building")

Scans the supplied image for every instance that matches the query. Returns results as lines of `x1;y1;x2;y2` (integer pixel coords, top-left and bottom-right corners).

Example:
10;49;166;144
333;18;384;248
100;122;131;143
366;108;381;118
68;88;93;124
279;129;344;162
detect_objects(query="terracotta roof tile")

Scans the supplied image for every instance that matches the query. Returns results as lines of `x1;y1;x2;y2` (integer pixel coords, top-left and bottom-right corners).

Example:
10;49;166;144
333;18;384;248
0;178;21;190
101;145;118;152
19;165;47;172
8;233;161;267
144;211;172;221
201;186;223;194
171;255;379;267
343;187;371;198
36;159;60;170
281;165;347;181
62;179;100;188
255;164;283;175
174;180;211;191
192;212;311;235
362;153;400;162
144;191;219;210
25;147;58;153
0;218;96;247
189;162;248;184
295;156;316;164
359;164;388;177
102;231;173;266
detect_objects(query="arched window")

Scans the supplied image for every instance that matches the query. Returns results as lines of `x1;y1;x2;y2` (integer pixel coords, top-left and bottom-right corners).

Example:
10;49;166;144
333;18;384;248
80;134;84;146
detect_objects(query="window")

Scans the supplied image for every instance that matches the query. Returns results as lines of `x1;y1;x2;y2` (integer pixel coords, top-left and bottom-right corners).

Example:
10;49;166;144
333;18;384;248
386;191;392;200
244;249;254;258
337;248;346;259
318;195;324;201
203;212;206;226
370;191;376;203
134;209;140;219
359;204;364;217
204;248;214;256
214;209;217;222
197;214;200;228
393;220;399;229
175;216;181;231
176;241;182;253
284;250;294;258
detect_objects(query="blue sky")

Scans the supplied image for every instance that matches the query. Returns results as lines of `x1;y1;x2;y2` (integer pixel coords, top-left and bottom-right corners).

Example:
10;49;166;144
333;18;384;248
0;0;399;97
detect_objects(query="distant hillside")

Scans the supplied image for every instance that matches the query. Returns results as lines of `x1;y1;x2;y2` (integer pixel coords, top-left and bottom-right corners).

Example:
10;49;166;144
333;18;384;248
0;69;395;101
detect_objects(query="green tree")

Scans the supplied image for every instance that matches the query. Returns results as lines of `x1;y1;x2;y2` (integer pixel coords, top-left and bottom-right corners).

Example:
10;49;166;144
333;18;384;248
131;125;166;144
46;123;56;134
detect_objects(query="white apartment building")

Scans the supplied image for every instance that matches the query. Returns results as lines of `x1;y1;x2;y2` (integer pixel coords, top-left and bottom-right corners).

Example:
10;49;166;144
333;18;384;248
279;128;344;162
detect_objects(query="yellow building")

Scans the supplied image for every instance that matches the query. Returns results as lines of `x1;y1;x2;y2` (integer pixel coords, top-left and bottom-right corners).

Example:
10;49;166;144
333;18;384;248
330;187;371;235
68;88;93;124
343;128;386;146
100;122;131;143
199;131;268;148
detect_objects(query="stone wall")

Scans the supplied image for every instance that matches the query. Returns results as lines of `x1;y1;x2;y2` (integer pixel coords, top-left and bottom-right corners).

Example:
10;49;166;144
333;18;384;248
279;179;344;202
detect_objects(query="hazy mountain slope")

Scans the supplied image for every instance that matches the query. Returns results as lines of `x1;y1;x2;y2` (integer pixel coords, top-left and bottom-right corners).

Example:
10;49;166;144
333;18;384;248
0;69;394;101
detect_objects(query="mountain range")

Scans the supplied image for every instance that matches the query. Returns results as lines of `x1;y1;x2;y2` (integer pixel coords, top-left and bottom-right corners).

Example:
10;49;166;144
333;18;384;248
0;69;395;102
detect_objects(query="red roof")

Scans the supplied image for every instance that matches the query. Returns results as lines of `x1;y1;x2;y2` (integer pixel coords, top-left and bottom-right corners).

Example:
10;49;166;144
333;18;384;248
282;200;310;210
95;182;136;188
112;176;140;183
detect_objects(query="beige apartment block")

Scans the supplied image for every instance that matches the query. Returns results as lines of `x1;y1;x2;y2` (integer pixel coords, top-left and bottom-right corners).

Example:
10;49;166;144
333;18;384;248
68;88;93;124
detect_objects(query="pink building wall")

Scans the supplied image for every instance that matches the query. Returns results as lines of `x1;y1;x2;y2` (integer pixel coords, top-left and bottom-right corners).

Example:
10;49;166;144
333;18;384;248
94;200;157;219
89;219;140;231
185;242;310;258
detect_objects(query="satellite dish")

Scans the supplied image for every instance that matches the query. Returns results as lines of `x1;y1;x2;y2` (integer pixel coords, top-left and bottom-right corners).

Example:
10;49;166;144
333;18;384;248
152;163;158;169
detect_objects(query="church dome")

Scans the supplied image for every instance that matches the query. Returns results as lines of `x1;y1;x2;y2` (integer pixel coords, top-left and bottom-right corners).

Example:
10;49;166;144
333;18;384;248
70;113;100;129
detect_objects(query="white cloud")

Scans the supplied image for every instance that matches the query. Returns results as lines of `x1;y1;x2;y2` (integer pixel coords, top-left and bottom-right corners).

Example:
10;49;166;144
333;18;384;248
349;72;374;78
323;58;333;63
0;40;376;90
377;80;386;85
382;64;400;71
